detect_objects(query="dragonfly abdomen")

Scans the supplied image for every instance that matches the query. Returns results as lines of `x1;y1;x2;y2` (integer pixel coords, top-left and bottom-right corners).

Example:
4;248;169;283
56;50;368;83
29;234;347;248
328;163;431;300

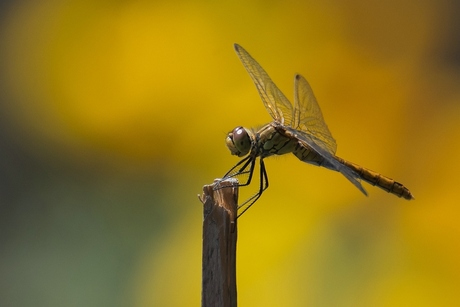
336;157;414;200
292;144;333;168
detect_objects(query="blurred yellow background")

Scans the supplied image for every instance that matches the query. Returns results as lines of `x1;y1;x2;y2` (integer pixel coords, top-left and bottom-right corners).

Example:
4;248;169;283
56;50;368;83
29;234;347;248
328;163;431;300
1;0;459;306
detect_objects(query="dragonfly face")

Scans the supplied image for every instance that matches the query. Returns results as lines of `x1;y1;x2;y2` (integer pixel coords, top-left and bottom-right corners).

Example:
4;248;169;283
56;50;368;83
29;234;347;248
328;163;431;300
226;127;254;157
218;44;414;218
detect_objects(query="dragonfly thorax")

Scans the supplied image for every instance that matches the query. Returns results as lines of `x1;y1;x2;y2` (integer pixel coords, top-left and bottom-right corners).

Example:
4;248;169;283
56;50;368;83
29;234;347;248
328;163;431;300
226;126;255;157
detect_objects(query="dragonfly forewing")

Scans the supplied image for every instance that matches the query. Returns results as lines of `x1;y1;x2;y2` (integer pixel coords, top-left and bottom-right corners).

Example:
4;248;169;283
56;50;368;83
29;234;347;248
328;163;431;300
234;44;294;125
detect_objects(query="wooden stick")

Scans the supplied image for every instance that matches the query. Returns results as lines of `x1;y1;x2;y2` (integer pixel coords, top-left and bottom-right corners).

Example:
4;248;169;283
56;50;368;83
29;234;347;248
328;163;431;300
199;179;238;307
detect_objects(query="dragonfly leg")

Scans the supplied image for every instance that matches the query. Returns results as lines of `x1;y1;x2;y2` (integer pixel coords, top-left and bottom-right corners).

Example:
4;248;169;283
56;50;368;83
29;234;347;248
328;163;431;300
222;155;252;178
215;156;256;191
234;157;256;187
237;157;269;217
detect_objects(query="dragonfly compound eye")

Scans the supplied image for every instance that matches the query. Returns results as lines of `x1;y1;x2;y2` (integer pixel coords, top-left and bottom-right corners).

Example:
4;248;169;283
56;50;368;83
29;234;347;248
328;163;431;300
226;126;251;157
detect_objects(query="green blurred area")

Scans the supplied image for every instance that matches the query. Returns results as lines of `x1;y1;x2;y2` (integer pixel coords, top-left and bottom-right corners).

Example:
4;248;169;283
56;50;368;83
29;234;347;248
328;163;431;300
1;0;459;306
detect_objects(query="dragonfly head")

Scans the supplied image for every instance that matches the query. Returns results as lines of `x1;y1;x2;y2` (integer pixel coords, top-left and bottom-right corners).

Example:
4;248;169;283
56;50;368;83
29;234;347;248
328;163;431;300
226;126;254;157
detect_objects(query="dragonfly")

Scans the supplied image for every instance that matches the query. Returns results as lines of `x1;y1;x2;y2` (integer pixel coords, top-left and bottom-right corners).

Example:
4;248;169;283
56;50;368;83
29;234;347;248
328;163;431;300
218;43;414;217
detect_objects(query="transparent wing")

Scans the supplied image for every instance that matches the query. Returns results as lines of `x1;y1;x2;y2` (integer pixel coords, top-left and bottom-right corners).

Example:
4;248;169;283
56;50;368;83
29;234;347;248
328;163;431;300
293;74;337;154
287;127;367;196
234;44;294;125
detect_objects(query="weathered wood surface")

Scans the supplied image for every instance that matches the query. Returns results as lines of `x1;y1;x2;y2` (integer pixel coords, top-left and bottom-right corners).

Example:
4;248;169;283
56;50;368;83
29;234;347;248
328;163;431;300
199;179;238;307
